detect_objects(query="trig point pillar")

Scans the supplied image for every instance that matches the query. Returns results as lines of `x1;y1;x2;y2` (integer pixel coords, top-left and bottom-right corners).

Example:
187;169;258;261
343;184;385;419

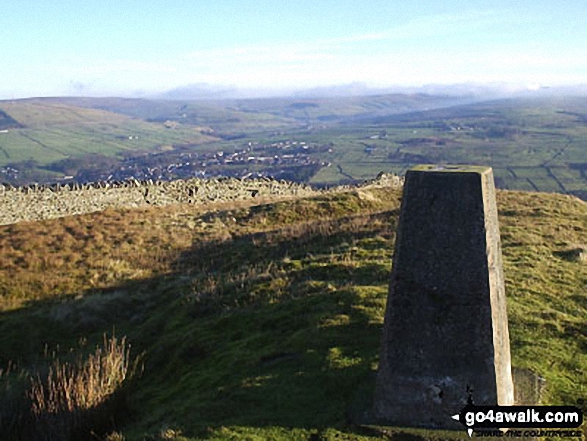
373;165;514;429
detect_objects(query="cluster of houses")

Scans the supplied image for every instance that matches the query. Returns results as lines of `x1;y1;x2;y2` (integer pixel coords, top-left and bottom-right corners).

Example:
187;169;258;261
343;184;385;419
0;165;19;180
0;138;333;185
73;139;331;183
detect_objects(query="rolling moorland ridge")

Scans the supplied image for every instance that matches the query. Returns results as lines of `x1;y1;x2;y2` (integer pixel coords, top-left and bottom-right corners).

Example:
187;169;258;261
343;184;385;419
0;94;586;200
0;174;585;440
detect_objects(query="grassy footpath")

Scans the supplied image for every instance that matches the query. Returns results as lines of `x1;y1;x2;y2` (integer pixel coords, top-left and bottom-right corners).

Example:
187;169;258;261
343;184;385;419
0;186;585;439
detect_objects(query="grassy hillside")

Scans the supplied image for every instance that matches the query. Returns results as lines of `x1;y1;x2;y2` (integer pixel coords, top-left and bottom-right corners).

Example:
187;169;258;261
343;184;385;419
49;94;465;128
50;96;306;134
0;99;216;169
0;184;585;440
224;93;468;123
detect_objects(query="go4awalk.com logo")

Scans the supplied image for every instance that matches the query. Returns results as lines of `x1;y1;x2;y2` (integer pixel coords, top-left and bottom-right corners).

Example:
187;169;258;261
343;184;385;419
451;404;584;438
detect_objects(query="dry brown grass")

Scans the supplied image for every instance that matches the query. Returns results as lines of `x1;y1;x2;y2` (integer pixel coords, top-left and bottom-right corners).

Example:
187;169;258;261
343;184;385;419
0;335;135;440
0;188;393;311
0;205;208;309
29;335;130;419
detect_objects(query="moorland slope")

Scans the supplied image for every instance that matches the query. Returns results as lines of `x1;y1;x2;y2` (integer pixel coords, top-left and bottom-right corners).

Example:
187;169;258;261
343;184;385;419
0;180;585;440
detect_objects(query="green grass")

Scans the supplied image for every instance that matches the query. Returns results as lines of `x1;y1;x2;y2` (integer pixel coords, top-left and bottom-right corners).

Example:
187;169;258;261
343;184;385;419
0;184;585;439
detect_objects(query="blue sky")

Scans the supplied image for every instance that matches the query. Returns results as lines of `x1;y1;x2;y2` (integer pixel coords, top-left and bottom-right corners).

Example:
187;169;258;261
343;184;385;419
2;0;586;98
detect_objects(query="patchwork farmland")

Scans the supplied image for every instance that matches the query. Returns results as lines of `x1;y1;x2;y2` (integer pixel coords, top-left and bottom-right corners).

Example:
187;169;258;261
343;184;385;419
0;95;586;199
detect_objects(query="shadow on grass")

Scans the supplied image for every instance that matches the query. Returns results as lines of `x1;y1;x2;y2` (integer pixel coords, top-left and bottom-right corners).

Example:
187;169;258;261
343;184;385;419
0;210;402;439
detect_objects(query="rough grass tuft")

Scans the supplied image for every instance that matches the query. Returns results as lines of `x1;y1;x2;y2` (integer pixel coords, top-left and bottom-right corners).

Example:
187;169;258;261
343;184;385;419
0;334;136;440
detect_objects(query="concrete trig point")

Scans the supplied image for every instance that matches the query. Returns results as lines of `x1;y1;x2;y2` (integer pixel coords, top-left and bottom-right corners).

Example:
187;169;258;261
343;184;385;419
373;164;514;429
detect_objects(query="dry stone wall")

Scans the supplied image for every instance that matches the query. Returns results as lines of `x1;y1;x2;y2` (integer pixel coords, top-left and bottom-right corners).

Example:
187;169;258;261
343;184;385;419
0;174;403;225
0;178;316;225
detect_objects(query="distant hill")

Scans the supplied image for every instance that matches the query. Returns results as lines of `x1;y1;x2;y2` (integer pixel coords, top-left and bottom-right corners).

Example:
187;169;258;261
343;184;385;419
223;93;472;123
157;81;587;101
43;93;471;126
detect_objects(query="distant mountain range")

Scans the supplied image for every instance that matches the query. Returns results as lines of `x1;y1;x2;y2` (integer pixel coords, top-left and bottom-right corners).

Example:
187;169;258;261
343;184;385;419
156;82;587;101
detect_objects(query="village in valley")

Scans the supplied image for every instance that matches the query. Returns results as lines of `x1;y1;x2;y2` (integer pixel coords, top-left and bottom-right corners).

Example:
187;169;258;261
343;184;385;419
71;139;332;183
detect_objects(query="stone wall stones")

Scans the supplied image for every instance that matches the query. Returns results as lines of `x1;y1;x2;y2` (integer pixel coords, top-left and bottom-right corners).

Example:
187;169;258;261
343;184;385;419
0;174;403;225
0;178;317;225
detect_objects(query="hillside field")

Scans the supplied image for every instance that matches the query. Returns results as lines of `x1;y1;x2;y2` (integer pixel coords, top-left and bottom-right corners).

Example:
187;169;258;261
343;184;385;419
0;100;217;175
0;184;585;440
